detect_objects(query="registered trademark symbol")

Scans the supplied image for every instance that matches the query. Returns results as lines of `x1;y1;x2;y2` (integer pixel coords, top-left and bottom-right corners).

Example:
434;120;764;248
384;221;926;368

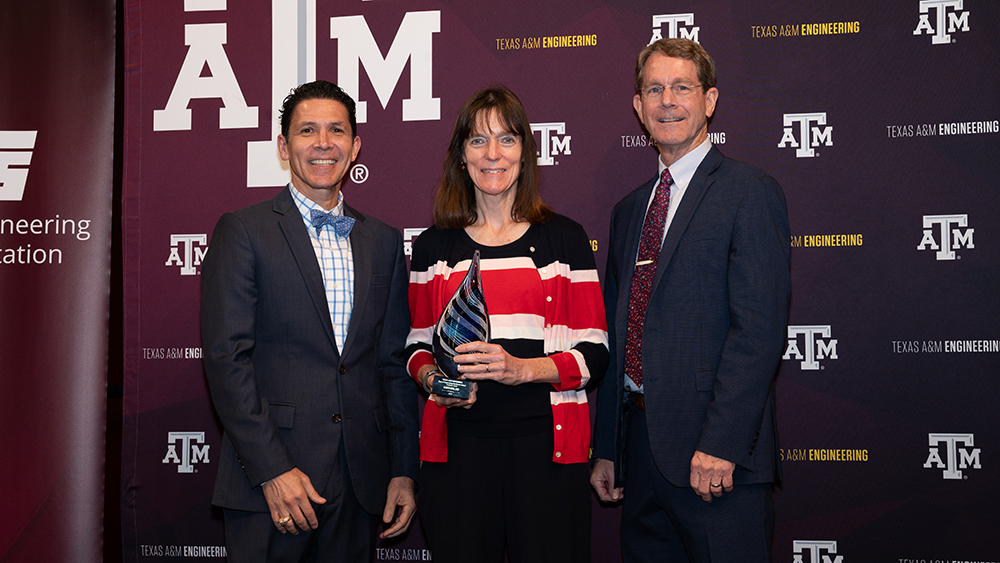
957;255;962;260
820;365;825;370
350;164;369;184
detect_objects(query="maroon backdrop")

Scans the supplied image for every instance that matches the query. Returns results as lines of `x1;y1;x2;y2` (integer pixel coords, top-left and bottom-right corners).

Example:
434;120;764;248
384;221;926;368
122;1;1000;561
0;1;116;562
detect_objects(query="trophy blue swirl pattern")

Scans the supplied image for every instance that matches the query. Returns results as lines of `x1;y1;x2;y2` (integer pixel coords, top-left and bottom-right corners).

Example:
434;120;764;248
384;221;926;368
433;250;490;379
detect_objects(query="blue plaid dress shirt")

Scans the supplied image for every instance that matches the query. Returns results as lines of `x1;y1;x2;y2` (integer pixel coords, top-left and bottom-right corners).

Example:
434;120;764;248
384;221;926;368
289;184;354;354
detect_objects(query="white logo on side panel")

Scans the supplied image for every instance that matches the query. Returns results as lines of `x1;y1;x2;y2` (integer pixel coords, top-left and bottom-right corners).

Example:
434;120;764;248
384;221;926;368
924;433;980;479
913;0;969;44
163;431;210;473
916;214;974;260
650;13;700;44
0;131;38;201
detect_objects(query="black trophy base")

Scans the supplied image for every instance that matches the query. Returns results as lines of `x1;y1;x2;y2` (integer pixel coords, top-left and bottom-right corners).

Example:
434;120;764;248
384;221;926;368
431;377;472;399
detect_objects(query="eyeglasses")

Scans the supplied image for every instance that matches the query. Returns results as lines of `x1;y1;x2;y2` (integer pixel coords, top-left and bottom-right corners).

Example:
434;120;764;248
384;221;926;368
640;83;702;100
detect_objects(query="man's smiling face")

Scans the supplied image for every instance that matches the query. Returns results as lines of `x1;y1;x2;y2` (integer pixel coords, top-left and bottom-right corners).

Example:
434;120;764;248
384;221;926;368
633;53;718;166
278;98;361;208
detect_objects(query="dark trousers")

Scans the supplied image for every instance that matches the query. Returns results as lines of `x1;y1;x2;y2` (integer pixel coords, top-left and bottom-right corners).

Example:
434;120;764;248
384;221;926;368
223;445;379;563
419;429;591;563
621;406;774;563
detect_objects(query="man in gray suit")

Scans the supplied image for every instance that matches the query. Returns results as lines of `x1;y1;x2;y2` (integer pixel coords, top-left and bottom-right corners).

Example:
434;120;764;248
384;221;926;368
201;80;418;562
591;39;791;562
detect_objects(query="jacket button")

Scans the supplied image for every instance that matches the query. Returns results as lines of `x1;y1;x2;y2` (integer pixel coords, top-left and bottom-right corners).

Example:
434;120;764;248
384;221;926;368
339;365;346;374
555;451;562;458
332;414;342;423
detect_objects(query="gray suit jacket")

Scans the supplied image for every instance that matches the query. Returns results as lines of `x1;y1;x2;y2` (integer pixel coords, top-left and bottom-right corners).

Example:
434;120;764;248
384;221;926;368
201;187;418;515
594;146;790;487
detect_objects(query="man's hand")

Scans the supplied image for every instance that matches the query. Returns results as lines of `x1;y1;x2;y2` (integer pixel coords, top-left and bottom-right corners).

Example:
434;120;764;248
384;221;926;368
262;468;327;534
689;450;735;502
380;476;417;539
590;458;624;502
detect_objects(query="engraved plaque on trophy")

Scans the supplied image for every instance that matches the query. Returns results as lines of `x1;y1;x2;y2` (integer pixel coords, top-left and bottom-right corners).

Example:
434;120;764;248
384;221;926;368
431;250;490;399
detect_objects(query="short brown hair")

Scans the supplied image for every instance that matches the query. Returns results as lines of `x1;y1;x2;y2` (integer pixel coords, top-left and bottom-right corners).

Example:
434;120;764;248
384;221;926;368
433;86;553;229
635;38;717;95
279;80;357;138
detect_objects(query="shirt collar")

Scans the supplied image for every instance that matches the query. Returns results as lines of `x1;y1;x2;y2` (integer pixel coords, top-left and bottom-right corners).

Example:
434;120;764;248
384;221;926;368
658;138;712;191
288;184;346;221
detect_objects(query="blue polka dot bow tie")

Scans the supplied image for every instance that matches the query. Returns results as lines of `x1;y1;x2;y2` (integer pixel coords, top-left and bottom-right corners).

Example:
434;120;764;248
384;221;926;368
309;209;355;237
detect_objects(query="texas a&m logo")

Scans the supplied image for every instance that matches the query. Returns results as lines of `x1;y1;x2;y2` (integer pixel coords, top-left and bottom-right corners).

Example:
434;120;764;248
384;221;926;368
150;2;440;187
783;325;838;371
778;113;833;158
793;540;842;563
649;13;700;44
166;234;208;276
913;0;969;44
916;214;974;260
531;122;572;166
924;433;981;480
163;431;210;473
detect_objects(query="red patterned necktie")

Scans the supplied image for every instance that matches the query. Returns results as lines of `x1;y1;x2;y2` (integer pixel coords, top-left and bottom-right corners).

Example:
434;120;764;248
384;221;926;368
623;168;673;389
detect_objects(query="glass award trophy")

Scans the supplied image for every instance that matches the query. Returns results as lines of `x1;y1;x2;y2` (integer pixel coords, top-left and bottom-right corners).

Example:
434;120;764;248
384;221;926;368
431;250;490;399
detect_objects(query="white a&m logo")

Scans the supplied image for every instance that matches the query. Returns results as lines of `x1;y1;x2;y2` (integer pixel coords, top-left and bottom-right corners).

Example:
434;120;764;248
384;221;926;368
166;234;208;275
530;122;572;166
403;227;426;257
793;541;842;563
163;431;210;473
778;113;833;158
913;0;969;44
924;433;980;479
0;131;38;202
784;325;837;371
917;214;974;260
649;13;700;44
150;1;440;187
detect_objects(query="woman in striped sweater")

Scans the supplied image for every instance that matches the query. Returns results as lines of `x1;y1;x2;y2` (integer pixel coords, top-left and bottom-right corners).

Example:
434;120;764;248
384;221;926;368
405;86;609;563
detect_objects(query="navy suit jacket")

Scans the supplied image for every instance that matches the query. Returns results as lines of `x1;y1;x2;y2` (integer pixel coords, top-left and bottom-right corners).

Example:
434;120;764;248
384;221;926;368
594;146;790;487
201;187;419;515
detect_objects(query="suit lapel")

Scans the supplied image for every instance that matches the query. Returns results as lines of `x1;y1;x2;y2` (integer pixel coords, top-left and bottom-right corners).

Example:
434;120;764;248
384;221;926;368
273;189;340;355
649;147;724;292
340;203;369;357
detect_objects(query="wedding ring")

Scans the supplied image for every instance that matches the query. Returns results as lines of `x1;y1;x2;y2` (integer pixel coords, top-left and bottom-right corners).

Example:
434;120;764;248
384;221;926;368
710;483;722;488
277;516;292;526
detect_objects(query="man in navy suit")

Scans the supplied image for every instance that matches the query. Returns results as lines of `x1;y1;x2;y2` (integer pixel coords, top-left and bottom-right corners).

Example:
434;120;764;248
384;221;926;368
201;80;418;562
591;39;791;562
